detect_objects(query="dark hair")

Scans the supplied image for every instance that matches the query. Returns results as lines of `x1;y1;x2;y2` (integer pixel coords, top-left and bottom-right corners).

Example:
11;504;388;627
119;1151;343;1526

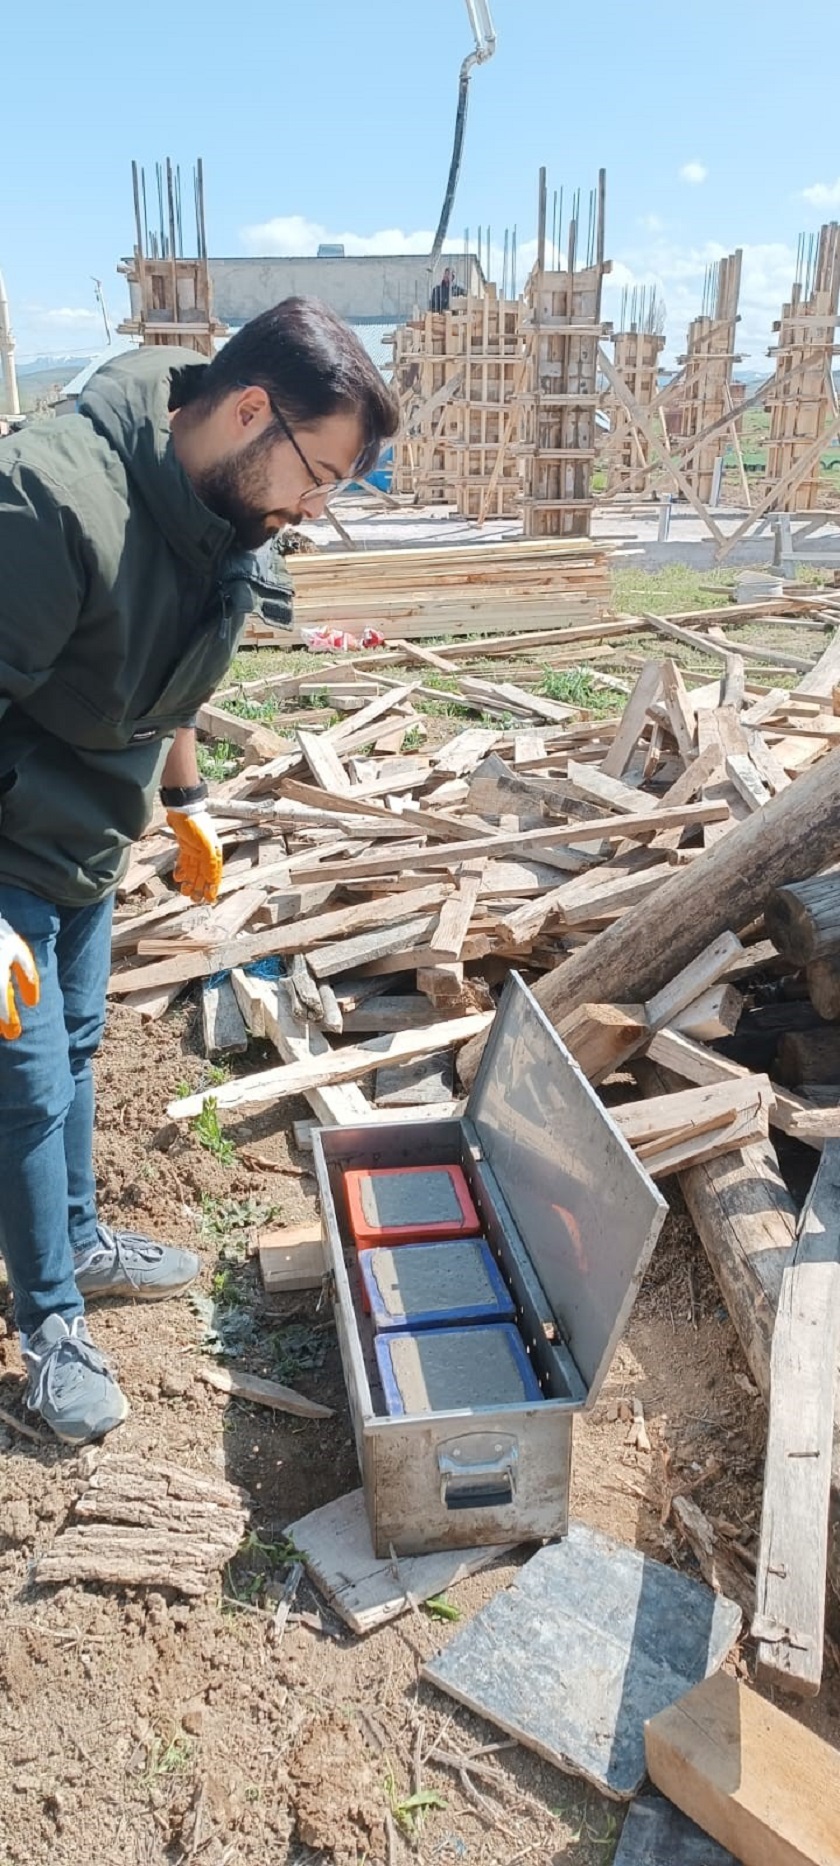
194;296;399;474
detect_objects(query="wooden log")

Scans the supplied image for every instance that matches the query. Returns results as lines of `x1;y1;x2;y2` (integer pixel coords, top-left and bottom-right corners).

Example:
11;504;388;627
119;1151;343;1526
805;955;840;1020
753;1141;840;1696
458;745;840;1087
639;1056;840;1601
644;1672;840;1866
776;1027;840;1086
765;872;840;964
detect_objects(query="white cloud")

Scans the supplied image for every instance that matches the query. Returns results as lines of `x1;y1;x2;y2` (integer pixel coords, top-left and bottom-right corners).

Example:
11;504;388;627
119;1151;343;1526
237;212;795;370
241;213;436;257
679;161;708;185
14;302;104;363
802;177;840;207
40;307;100;324
604;236;796;365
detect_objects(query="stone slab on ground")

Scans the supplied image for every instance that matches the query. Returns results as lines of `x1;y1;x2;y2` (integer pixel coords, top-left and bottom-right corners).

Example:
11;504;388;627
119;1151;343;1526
422;1521;742;1800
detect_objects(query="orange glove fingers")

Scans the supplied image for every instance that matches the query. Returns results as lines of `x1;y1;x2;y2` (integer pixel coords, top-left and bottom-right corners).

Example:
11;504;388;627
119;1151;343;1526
0;978;23;1041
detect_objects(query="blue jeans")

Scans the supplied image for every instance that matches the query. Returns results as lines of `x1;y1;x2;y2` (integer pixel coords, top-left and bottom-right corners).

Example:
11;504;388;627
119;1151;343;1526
0;882;114;1337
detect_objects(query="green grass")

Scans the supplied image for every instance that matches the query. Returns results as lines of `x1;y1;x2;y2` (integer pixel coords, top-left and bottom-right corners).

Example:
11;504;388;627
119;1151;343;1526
540;666;617;715
610;563;736;616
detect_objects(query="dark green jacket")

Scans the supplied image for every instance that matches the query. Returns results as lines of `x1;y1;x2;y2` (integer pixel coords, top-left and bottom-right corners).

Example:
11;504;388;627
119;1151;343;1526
0;346;292;906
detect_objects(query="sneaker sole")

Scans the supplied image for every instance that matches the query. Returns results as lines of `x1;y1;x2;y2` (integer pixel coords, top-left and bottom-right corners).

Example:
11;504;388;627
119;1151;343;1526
40;1394;130;1447
77;1278;198;1303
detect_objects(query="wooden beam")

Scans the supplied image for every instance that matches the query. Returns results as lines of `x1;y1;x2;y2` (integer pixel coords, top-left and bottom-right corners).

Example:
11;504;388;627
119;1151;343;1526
753;1141;840;1696
645;1672;840;1866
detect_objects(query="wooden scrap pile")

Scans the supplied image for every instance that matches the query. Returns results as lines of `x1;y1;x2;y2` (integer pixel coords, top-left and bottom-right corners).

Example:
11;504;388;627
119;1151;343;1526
243;536;611;645
111;601;840;1193
109;589;840;1685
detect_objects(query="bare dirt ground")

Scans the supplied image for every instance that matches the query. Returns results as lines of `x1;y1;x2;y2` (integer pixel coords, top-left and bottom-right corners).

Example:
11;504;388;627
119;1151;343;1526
1;989;839;1866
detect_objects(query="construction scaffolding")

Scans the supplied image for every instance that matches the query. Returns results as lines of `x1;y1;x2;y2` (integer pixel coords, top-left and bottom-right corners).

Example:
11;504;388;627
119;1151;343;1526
117;158;228;358
764;222;840;511
390;286;525;518
520;168;609;538
676;249;743;505
603;287;666;495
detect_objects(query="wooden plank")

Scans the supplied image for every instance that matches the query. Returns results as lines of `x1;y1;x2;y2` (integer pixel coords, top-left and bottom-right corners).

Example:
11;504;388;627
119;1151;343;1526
644;1672;840;1866
109;885;452;995
286;1488;506;1635
645;932;744;1032
646;1028;833;1149
292;1103;465;1150
167;1012;494;1119
196;1363;332;1420
725;752;771;812
374;1048;454;1107
752;1140;840;1696
307;912;441;979
557;1002;648;1085
660;658;697;759
613;1076;772;1146
231;971;370;1129
427;867;484;961
340;994;440;1033
601;662;663;778
289;804;729;888
566;759;648;816
672;982;742;1041
295;728;350;794
201;976;249;1056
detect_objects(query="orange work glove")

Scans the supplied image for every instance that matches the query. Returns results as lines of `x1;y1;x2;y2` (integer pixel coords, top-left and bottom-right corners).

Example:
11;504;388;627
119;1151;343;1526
0;915;40;1039
165;805;224;904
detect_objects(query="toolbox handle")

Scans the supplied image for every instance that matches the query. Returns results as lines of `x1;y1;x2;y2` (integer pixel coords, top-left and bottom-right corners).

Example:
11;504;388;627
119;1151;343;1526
444;1480;515;1512
438;1433;518;1512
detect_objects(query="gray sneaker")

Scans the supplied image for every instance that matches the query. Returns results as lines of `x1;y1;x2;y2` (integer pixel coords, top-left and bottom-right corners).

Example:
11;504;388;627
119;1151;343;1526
23;1315;129;1446
74;1224;200;1302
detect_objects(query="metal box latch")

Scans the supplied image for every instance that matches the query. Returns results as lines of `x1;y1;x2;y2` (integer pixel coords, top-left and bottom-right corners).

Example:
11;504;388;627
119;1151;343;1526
437;1434;518;1511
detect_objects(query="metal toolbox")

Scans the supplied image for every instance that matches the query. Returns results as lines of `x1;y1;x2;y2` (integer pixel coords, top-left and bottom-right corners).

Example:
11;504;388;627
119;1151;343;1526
312;973;667;1558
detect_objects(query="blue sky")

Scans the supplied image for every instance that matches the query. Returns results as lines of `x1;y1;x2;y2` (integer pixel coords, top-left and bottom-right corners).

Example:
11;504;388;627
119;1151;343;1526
4;0;840;365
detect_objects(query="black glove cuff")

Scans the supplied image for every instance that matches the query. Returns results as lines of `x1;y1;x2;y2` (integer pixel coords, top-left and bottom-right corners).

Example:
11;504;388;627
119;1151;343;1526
160;782;209;809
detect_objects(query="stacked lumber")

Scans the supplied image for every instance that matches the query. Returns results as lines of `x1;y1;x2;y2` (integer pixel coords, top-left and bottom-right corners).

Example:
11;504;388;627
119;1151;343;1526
243;537;611;645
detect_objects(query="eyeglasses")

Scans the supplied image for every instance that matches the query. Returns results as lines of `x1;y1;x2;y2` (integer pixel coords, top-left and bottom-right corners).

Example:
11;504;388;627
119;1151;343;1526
267;396;355;505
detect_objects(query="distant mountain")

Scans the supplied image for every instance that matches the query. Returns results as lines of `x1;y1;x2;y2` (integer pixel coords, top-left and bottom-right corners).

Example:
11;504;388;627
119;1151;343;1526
17;354;94;377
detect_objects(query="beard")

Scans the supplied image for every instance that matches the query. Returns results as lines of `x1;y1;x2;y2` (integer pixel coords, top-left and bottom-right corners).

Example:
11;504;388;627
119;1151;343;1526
191;427;301;549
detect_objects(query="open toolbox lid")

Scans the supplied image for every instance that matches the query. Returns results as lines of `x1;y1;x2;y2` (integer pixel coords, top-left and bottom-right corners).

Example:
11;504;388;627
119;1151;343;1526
467;973;667;1407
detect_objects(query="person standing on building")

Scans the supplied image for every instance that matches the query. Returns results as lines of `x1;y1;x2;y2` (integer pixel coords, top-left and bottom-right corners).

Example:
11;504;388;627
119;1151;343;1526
430;266;456;313
0;298;399;1446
